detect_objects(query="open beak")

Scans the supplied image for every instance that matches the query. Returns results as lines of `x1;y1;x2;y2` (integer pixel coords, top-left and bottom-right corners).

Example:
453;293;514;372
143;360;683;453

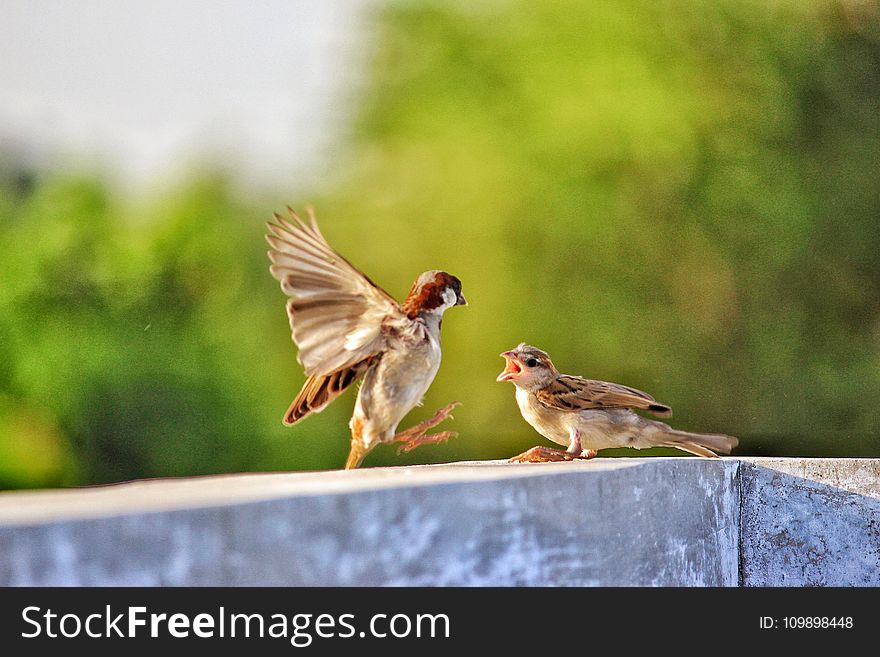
456;292;468;306
496;351;522;382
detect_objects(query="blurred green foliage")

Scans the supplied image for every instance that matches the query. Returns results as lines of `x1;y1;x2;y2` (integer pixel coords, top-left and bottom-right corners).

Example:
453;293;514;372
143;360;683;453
2;0;879;488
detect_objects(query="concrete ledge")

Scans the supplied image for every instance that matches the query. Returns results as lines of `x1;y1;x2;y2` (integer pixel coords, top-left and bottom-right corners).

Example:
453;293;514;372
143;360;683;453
739;459;880;586
0;458;876;586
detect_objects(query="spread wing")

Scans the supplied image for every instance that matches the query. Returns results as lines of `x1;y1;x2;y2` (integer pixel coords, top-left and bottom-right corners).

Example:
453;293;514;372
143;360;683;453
266;207;403;377
534;375;673;417
283;357;375;425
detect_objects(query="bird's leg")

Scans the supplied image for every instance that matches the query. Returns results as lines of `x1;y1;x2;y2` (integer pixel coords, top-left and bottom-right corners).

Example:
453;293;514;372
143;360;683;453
396;402;459;439
508;446;576;463
394;402;460;454
566;427;582;455
567;428;598;460
509;429;598;464
396;431;457;454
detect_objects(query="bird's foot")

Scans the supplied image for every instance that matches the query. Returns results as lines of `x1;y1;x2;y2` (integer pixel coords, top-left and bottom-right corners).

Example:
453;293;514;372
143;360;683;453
394;402;460;440
392;402;460;455
509;446;574;463
396;431;458;455
509;446;597;463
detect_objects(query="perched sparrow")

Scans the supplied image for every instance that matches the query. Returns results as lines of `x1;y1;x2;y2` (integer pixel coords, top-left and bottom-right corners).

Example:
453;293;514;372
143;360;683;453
266;207;467;469
497;343;738;461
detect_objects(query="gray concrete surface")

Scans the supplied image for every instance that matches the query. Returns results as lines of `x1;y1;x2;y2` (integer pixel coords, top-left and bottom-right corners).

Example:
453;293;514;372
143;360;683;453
739;458;880;586
0;457;875;586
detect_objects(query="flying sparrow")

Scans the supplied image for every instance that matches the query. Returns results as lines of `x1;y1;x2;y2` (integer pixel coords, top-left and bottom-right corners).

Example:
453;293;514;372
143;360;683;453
497;343;738;462
266;207;467;469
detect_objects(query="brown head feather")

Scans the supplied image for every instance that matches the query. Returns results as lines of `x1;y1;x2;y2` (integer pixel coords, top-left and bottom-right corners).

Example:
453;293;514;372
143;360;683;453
401;270;465;318
513;344;559;374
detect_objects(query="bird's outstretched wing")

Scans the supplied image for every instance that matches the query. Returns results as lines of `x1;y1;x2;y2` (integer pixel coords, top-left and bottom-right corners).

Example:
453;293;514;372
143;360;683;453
534;375;673;417
266;207;403;377
283;357;376;425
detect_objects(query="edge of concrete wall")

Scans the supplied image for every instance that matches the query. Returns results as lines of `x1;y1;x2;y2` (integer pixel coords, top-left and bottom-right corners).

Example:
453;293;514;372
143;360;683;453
0;457;876;586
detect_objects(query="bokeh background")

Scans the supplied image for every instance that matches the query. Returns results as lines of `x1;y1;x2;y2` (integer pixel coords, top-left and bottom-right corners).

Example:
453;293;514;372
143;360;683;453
2;0;879;489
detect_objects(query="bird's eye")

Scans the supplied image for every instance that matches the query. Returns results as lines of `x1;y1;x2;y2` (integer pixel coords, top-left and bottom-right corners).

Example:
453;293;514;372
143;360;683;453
525;358;539;368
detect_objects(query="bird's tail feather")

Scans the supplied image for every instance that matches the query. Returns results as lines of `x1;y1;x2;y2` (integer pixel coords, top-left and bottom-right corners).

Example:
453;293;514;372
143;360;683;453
658;429;738;458
344;443;368;469
345;416;370;469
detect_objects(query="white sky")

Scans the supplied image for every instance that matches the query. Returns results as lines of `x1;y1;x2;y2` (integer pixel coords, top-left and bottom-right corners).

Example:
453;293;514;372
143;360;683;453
0;0;371;191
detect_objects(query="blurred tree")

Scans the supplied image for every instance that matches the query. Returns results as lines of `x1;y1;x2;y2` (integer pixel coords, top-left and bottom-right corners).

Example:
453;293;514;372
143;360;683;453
1;0;879;488
320;0;880;461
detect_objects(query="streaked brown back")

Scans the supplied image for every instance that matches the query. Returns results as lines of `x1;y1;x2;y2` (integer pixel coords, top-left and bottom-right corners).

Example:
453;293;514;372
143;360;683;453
534;375;673;417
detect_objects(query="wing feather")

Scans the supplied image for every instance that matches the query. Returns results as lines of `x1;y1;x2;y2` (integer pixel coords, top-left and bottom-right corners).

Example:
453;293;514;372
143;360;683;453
284;358;373;425
535;375;673;417
267;207;403;377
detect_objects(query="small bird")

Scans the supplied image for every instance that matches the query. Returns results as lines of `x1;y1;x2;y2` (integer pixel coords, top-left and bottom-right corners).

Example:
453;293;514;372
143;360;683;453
497;343;737;462
266;207;467;469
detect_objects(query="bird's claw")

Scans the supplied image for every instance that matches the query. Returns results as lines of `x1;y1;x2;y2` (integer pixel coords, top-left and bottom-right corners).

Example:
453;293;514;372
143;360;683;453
508;446;584;463
396;431;458;455
437;401;461;417
392;402;460;454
